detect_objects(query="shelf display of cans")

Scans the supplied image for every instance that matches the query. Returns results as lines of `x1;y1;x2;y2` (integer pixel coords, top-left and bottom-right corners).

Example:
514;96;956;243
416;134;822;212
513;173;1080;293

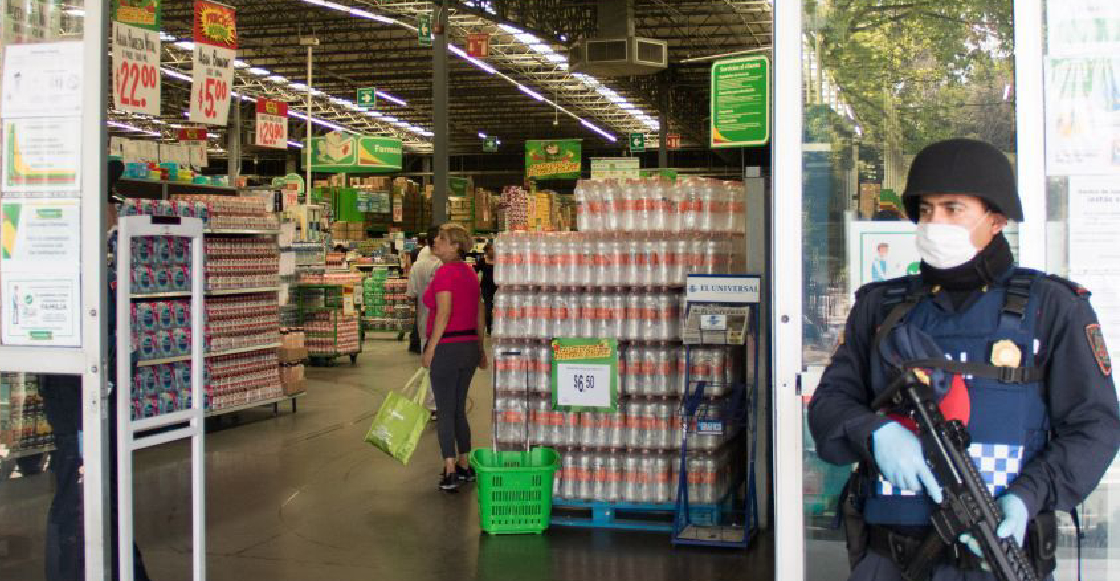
493;231;745;287
573;177;746;234
206;349;282;411
362;274;412;331
119;199;211;225
304;313;360;354
205;293;281;352
205;237;280;291
0;374;52;451
170;194;280;231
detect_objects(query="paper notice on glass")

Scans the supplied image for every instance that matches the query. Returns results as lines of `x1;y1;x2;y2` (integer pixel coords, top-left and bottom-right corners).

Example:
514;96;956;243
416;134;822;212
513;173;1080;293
1;198;81;346
0;42;83;118
1;118;82;192
1044;57;1120;176
1068;177;1120;360
1047;1;1120;58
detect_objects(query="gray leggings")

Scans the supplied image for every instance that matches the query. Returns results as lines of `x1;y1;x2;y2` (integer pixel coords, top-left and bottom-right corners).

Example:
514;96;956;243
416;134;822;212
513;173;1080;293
430;341;480;460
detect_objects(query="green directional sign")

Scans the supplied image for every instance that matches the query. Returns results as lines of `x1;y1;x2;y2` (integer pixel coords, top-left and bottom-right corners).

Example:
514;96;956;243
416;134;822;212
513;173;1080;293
418;14;432;46
711;55;770;148
483;136;498;153
629;132;645;152
357;87;377;109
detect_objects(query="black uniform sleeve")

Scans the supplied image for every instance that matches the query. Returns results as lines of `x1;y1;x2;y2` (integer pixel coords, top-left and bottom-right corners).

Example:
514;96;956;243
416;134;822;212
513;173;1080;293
1006;285;1120;518
808;287;891;466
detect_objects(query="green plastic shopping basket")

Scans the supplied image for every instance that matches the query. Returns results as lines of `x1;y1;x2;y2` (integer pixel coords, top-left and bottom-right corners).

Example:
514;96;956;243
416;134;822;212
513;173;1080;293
470;447;560;535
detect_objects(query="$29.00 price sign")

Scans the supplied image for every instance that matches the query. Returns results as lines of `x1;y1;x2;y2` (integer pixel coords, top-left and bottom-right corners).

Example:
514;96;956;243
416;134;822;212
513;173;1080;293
112;22;161;116
551;338;618;412
189;44;235;125
255;98;288;149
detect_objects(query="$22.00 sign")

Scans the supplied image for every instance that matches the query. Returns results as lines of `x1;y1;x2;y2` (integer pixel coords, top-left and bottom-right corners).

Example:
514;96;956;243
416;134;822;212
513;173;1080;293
112;23;161;116
189;45;236;126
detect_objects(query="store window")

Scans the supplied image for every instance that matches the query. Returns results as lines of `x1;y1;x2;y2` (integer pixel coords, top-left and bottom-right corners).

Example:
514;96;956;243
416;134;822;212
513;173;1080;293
1042;2;1120;578
798;1;1020;578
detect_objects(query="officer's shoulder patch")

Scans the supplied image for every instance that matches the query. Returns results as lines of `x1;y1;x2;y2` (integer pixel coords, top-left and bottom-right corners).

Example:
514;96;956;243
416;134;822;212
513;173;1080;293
1046;274;1091;298
854;276;913;301
1086;323;1111;376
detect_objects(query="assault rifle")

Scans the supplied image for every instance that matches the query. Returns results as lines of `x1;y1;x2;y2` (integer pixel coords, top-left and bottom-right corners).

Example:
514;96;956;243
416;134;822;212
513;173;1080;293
871;369;1040;581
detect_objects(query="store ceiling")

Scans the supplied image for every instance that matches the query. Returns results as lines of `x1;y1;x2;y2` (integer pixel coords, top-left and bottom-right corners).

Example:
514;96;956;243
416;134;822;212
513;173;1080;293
109;0;772;157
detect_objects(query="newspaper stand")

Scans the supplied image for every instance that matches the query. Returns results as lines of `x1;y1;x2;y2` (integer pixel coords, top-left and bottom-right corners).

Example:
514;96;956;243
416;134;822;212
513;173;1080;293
671;275;761;548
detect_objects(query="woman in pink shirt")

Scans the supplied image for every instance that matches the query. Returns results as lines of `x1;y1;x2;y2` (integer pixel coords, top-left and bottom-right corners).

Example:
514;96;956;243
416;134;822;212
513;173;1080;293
422;223;489;492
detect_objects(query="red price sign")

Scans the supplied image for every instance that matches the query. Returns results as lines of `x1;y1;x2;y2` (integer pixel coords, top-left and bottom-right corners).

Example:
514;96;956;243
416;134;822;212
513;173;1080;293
467;33;490;58
255;98;288;149
189;45;236;125
667;133;681;149
112;22;161;116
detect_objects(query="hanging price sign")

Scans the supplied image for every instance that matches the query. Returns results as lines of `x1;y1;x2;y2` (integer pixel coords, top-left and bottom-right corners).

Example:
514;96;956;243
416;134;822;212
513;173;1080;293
255;98;288;149
467;33;490;58
551;338;618;412
189;44;235;125
112;22;161;116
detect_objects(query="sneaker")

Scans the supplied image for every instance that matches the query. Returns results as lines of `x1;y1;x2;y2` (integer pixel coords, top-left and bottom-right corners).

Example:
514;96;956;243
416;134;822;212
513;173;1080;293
455;465;477;482
438;471;460;493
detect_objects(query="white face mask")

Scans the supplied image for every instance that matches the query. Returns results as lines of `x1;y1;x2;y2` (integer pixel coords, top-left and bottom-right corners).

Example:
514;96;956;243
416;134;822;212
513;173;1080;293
915;213;990;269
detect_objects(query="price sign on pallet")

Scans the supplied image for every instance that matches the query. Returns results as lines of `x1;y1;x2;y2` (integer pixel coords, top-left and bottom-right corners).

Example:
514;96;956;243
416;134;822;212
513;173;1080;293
551;338;618;412
112;22;161;116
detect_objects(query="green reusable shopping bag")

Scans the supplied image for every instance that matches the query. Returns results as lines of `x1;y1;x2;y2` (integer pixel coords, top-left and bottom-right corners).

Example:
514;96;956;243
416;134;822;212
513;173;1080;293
365;368;431;465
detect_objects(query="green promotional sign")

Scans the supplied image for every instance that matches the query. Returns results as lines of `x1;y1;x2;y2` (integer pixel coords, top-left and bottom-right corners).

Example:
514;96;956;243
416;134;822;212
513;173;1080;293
114;0;161;31
357;87;377;109
306;134;403;173
710;55;770;148
525;139;582;180
448;176;471;198
551;339;619;412
483;136;498;153
418;14;432;46
629;132;645;152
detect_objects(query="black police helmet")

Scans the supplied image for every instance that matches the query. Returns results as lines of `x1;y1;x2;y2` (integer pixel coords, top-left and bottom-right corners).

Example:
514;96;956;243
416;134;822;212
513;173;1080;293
902;139;1022;223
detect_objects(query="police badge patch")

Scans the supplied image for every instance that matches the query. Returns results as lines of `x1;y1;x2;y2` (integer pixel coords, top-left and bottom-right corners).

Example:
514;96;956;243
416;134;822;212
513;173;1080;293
1086;324;1111;376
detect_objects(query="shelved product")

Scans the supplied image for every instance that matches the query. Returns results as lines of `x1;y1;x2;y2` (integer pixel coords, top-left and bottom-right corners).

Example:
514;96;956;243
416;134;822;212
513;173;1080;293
205;237;280;291
279;331;308;396
292;285;362;364
204;293;281;353
362;274;412;331
0;373;52;453
500;186;530;230
573;177;746;234
171;194;280;231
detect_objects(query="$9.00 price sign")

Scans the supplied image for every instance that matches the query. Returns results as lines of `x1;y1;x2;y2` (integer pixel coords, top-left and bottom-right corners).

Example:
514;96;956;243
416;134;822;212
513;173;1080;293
112;22;161;116
189;44;235;125
551;338;618;412
255;98;288;149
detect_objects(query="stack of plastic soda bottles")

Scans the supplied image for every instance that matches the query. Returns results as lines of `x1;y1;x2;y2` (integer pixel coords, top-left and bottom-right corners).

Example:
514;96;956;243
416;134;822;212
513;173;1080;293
489;176;748;507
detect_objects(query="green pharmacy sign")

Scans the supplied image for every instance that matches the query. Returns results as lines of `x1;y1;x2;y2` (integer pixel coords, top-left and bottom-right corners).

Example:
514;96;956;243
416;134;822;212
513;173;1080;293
710;55;770;148
525;139;582;180
306;133;402;173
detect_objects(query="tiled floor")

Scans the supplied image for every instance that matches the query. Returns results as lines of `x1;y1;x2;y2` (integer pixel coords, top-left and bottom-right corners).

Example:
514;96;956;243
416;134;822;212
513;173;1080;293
0;340;772;580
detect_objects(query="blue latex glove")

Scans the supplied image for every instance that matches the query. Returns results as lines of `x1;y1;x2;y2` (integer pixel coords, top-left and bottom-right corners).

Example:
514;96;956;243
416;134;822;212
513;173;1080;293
871;422;943;503
959;493;1029;557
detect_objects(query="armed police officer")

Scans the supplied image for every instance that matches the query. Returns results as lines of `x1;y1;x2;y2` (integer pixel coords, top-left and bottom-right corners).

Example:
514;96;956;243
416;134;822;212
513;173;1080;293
808;139;1120;580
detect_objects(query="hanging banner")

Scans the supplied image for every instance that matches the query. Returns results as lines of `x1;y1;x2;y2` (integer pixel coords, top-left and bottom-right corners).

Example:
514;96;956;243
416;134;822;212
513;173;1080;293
112;22;161;116
467;33;490;58
114;0;161;31
193;0;237;49
1;198;82;346
306;133;403;173
525;139;582;180
710;55;770;148
2;118;82;192
189;44;235;126
551;339;619;412
255;98;288;150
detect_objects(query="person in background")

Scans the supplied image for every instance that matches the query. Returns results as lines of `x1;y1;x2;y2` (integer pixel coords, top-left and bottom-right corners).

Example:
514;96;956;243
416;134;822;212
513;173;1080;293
39;160;152;580
475;242;497;333
407;225;443;411
422;224;488;493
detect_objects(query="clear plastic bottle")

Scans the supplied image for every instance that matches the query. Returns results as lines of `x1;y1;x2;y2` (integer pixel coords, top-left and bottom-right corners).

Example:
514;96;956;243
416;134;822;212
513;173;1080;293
580;292;598;338
619;179;636;232
602;180;620;231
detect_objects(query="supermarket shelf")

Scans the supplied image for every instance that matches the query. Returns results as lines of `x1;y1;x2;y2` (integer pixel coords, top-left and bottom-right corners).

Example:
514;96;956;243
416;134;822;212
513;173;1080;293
132;291;192;299
119;178;236;191
206;391;304;418
206;286;281;296
3;443;55;460
207;343;281;357
205;229;280;235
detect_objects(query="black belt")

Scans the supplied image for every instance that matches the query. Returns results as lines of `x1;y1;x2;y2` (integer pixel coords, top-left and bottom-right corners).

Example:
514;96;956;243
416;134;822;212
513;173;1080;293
442;329;478;339
868;526;984;573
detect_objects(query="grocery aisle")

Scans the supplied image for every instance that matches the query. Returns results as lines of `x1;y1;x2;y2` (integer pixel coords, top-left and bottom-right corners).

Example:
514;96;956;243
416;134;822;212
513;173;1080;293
0;341;771;581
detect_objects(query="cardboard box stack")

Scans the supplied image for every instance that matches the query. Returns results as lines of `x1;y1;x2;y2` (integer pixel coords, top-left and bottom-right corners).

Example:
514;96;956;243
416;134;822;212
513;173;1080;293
279;331;307;395
474;188;496;231
447;196;473;232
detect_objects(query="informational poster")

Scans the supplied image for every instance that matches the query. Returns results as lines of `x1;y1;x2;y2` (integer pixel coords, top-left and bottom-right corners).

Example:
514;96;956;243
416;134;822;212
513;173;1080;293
1068;177;1120;359
188;44;236;126
525;139;581;180
551;339;618;412
846;221;920;297
255;98;288;150
1;198;81;345
307;134;402;173
1044;57;1119;176
115;0;162;31
2;118;82;192
112;22;161;116
710;55;770;148
590;157;640;180
1047;1;1120;58
0;42;84;119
